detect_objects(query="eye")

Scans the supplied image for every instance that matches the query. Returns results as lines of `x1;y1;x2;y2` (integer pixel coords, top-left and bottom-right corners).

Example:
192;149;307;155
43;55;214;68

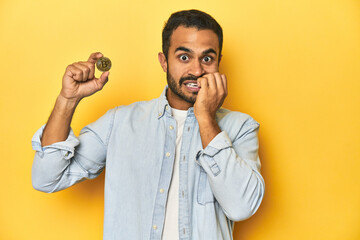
180;54;189;61
203;56;212;63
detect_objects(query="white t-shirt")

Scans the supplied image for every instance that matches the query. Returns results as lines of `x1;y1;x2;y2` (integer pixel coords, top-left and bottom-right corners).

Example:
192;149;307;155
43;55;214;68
162;108;188;240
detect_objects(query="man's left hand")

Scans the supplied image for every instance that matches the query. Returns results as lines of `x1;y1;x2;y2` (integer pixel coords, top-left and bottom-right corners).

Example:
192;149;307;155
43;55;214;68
194;72;228;122
194;72;228;148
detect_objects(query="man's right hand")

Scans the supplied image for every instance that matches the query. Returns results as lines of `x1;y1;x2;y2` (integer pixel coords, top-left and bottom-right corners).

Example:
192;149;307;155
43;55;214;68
60;52;110;102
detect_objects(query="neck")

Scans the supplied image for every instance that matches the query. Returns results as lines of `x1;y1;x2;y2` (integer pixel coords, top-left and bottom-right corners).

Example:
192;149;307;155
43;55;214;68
166;89;194;110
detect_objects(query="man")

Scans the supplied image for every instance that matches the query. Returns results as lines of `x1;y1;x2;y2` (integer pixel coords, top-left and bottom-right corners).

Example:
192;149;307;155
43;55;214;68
32;9;264;240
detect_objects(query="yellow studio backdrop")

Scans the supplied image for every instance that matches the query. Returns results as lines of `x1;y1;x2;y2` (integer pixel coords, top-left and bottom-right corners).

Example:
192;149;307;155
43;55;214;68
1;0;359;239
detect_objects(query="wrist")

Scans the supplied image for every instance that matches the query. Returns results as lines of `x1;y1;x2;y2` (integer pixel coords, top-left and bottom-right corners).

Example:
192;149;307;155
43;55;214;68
197;115;220;132
57;94;81;107
197;116;221;149
196;112;216;125
55;95;80;117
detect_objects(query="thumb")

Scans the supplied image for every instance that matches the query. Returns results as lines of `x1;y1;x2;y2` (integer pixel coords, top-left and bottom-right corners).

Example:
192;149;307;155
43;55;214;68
100;71;110;82
96;71;110;88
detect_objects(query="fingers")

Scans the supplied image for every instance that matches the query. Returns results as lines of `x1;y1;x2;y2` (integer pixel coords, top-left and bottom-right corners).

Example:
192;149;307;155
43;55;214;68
88;52;103;64
65;65;83;82
206;74;217;90
213;72;227;97
65;52;108;83
221;74;228;95
66;61;94;82
73;62;95;81
197;77;208;91
199;73;226;94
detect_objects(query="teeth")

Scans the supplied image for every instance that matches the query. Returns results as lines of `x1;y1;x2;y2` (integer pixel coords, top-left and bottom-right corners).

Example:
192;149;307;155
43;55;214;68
186;83;198;88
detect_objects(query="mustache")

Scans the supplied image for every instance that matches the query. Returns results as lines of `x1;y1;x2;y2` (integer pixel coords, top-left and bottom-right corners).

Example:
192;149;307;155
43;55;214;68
179;74;205;85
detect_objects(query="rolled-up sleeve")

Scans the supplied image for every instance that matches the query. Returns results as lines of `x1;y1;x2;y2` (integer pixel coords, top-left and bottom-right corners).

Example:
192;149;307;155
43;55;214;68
195;118;265;222
31;107;117;193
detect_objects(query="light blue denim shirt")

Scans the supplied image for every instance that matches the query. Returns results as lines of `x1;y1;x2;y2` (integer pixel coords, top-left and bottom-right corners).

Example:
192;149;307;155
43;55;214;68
32;86;265;240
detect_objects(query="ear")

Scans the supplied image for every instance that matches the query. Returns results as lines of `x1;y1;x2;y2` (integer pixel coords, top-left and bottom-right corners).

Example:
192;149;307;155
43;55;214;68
158;52;168;72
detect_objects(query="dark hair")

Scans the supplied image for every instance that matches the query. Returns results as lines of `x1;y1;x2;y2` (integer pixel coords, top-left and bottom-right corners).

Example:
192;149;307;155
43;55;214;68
162;9;223;61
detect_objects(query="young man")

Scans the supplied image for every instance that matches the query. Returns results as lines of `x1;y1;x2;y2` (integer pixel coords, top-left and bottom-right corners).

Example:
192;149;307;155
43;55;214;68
32;9;264;240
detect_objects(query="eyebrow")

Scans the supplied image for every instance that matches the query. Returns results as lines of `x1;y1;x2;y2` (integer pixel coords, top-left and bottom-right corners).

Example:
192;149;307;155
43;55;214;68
202;48;217;56
175;46;217;56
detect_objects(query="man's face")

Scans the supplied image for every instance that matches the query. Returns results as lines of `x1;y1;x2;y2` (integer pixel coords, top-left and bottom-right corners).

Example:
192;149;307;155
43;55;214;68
159;26;221;109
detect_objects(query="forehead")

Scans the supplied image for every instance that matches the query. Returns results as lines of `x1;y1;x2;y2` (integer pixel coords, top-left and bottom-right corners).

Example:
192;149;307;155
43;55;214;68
169;26;219;53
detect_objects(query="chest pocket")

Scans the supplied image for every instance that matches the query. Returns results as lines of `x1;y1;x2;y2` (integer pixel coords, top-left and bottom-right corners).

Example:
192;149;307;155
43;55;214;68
197;167;215;205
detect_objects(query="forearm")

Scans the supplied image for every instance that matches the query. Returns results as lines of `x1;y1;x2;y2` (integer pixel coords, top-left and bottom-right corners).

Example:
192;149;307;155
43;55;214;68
41;95;80;147
196;126;264;221
198;117;221;149
32;105;112;193
204;147;264;221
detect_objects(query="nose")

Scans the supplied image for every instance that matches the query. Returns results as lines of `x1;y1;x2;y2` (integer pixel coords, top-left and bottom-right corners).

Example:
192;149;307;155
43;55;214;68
188;59;205;77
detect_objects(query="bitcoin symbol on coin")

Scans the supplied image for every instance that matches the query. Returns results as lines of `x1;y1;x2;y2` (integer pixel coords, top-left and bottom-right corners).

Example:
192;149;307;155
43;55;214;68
96;57;112;72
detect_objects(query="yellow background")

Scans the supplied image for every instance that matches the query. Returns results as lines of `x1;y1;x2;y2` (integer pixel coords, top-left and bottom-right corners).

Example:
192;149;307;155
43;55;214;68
1;0;359;239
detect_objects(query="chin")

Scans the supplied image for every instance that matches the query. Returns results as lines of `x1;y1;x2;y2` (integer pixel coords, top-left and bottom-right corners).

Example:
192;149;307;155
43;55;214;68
182;93;197;104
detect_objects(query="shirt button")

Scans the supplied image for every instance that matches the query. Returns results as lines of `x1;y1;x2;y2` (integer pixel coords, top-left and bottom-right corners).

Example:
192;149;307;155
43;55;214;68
159;188;164;193
169;125;174;130
187;127;190;131
153;225;157;230
158;112;162;117
166;152;171;157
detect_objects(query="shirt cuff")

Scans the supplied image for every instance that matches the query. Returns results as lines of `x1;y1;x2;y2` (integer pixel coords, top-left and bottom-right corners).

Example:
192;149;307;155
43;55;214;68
195;131;232;176
31;124;80;160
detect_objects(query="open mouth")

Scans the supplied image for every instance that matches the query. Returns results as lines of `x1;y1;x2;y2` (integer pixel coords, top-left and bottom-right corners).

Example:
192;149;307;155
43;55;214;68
183;81;200;92
186;82;198;88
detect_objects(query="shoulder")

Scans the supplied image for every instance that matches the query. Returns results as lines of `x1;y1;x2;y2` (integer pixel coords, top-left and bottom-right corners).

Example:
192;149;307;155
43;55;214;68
105;98;159;122
216;108;259;128
84;97;160;137
216;108;260;141
108;98;158;113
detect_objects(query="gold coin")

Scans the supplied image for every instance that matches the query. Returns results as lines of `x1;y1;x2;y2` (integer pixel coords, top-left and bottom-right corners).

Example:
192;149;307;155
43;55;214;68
96;57;112;72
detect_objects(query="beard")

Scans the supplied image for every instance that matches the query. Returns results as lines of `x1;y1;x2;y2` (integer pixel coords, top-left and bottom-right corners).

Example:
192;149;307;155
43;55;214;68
166;68;199;104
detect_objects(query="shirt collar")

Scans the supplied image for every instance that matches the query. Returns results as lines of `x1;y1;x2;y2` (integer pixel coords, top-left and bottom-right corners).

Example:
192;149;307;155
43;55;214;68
157;86;170;119
157;85;195;119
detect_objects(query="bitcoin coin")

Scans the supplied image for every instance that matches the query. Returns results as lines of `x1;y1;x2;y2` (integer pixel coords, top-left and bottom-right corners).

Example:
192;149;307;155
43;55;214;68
96;57;112;72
